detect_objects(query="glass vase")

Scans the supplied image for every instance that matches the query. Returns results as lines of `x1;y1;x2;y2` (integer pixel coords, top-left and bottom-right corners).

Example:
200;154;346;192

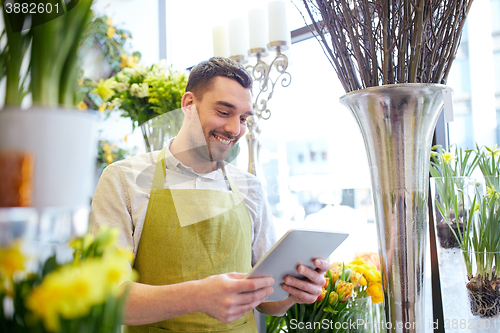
430;177;476;249
140;109;184;152
349;297;385;333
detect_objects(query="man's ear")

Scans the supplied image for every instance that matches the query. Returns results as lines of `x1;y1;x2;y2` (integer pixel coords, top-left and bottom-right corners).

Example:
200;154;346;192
181;92;196;119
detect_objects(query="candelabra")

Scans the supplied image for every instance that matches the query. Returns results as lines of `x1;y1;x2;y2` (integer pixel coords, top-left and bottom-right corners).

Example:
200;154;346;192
231;42;291;176
213;0;292;176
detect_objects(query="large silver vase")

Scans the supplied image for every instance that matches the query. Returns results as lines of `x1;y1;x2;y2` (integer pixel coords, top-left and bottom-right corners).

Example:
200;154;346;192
340;84;446;333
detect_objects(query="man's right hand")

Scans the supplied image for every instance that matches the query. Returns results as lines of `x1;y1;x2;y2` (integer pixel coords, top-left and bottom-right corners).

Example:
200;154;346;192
196;273;274;323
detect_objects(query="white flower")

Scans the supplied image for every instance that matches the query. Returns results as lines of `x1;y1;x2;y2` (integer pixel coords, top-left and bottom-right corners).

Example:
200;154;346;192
138;82;149;98
110;81;128;93
135;64;149;77
111;98;122;108
123;67;139;79
116;73;130;84
129;83;140;96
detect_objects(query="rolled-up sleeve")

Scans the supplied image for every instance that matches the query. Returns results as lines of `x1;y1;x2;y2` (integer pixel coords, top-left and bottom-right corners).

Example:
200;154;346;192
90;164;135;251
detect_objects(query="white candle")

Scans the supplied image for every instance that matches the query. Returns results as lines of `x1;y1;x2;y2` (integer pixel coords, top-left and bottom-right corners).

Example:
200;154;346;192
212;26;229;58
228;18;249;57
248;8;268;50
268;0;289;43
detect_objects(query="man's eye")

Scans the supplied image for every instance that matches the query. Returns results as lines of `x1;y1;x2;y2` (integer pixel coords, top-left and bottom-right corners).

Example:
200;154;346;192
218;110;229;116
241;118;248;124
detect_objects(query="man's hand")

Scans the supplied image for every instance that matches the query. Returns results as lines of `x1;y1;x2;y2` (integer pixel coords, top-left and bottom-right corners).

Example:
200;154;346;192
196;273;274;323
282;259;330;304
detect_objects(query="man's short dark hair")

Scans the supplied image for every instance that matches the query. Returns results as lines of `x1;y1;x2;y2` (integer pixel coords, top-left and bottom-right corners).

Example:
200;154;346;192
186;57;253;100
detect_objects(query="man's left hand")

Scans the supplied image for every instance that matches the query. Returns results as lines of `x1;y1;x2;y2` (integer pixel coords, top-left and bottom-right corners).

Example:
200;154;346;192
281;258;330;304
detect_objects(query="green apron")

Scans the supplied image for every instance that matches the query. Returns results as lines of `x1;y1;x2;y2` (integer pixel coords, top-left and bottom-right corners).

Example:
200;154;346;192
126;147;257;333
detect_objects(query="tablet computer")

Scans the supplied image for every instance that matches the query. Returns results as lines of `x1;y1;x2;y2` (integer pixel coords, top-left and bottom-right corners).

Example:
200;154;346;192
246;228;348;302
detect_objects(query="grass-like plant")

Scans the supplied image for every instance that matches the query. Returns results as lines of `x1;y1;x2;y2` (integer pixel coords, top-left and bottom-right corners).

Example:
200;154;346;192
430;145;478;249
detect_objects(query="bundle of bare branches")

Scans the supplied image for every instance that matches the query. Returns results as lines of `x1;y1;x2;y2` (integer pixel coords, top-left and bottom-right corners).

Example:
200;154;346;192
298;0;474;93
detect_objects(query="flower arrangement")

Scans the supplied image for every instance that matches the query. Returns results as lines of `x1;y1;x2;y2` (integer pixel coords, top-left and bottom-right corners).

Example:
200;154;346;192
85;61;188;130
430;145;479;248
0;226;136;332
267;255;383;333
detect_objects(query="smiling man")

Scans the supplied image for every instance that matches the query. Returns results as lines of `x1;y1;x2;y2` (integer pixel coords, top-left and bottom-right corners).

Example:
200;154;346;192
91;57;329;333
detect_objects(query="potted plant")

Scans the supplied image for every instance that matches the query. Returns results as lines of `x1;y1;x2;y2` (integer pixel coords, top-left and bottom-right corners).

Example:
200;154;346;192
430;144;478;248
442;145;500;318
0;0;99;209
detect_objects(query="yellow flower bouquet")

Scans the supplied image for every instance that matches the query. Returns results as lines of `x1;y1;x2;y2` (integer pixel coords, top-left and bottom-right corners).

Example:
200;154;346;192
0;226;136;332
267;255;383;333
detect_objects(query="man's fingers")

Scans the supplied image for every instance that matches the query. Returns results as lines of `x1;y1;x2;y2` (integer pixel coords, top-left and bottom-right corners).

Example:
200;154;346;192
295;264;326;286
284;275;321;295
237;276;274;293
238;286;274;305
314;259;330;273
281;283;318;304
226;272;247;280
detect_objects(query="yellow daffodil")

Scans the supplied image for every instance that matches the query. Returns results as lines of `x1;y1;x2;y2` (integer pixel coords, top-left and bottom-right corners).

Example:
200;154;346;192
366;282;384;304
442;152;456;164
120;54;127;68
106;151;115;164
0;241;26;279
77;77;84;86
106;17;113;26
98;103;107;113
77;101;87;110
107;26;116;38
91;78;115;102
486;186;500;199
124;135;128;143
487;144;500;158
120;54;139;69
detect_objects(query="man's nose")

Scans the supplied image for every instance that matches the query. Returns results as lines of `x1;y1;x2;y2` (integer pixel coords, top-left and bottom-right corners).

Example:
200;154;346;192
224;115;241;137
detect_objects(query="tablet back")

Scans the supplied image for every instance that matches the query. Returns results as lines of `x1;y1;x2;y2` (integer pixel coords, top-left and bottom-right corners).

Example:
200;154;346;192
246;228;348;302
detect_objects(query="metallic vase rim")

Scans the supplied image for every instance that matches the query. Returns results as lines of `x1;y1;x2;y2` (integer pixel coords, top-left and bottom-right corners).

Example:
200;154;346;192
339;83;450;104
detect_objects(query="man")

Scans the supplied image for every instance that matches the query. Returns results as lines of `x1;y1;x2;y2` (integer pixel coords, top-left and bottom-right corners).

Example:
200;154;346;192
91;57;329;332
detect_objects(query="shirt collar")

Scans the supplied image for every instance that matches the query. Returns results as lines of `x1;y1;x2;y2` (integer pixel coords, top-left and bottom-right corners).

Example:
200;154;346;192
163;138;224;180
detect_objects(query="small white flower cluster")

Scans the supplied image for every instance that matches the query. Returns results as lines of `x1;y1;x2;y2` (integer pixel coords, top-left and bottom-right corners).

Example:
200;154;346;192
129;82;149;98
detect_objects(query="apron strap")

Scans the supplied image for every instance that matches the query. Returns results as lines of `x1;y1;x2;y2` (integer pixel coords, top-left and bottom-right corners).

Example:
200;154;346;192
152;146;168;189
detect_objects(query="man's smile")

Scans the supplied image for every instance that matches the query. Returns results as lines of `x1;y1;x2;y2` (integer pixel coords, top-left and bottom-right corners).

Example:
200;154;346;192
213;133;233;146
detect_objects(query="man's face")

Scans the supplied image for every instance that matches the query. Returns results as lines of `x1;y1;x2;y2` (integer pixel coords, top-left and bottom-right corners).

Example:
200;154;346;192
190;76;253;163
